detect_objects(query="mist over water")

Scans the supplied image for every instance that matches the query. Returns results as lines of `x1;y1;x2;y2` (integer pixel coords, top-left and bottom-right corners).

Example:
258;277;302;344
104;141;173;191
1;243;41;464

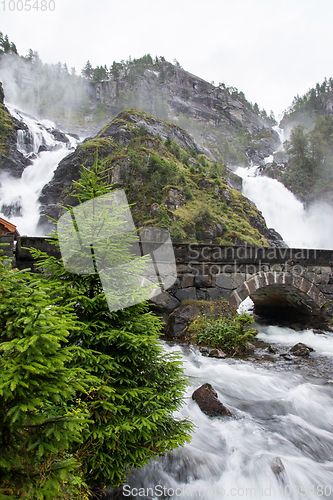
236;166;333;249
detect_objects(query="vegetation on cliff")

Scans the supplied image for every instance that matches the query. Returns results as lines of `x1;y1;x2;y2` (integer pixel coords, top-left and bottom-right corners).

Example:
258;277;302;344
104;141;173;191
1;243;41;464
0;82;14;155
265;114;333;201
281;76;333;128
40;108;272;246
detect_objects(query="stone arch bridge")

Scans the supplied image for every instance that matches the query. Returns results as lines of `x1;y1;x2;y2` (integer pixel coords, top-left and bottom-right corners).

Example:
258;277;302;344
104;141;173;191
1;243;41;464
2;236;333;319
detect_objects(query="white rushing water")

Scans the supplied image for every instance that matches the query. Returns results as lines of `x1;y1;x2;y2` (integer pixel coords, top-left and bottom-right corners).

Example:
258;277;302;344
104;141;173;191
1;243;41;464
0;105;79;235
127;338;333;499
235;166;333;250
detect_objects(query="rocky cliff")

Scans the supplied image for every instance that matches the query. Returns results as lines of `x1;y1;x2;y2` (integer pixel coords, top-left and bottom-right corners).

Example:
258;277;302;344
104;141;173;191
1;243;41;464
38;108;283;247
0;54;279;168
0;82;31;177
86;60;279;167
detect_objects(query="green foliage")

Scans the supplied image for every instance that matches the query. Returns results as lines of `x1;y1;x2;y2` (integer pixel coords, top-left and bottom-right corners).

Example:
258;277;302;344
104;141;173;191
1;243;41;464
0;33;17;55
137;125;148;136
164;136;172;147
188;306;257;354
284;76;333;121
0;260;90;499
29;158;192;494
184;187;193;200
282;116;333;196
0;98;14;155
148;155;178;192
158;209;171;227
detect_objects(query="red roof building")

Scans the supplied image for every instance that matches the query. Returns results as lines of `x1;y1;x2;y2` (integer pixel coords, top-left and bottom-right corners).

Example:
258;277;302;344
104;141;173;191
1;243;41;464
0;217;20;239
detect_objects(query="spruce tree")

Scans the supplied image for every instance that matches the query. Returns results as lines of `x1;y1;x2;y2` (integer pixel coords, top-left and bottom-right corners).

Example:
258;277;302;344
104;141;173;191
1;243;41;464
31;158;193;498
0;256;91;499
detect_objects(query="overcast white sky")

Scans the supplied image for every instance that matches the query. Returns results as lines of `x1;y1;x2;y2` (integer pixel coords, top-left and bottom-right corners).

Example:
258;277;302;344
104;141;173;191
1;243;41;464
2;0;333;118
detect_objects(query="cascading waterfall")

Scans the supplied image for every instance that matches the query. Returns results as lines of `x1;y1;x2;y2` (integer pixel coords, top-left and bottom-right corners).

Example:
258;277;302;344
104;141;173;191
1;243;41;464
0;105;79;235
235;165;333;249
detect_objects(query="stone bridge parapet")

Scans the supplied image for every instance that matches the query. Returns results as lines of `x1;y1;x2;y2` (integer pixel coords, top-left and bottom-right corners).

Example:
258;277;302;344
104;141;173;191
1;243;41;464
1;237;333;317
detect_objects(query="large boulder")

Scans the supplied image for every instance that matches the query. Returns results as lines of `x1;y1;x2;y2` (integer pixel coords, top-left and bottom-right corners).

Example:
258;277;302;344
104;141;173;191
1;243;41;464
192;383;232;417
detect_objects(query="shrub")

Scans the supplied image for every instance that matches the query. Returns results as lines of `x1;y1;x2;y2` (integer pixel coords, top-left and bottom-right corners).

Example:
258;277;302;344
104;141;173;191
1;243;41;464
137;124;148;136
158;209;171;227
184;187;193;200
187;304;257;355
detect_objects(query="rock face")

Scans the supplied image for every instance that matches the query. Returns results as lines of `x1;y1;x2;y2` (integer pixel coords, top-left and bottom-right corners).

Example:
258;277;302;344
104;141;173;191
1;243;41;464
0;83;32;177
192;383;232;417
90;64;278;148
38;108;276;247
81;60;280;166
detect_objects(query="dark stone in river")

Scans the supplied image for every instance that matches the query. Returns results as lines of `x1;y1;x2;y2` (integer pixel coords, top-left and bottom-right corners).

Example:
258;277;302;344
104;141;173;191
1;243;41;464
271;457;285;475
192;383;232;417
289;343;314;357
208;348;227;358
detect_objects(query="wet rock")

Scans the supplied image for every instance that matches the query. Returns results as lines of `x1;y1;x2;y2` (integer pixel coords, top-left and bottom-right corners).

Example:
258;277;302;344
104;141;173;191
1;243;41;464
199;347;211;356
246;342;256;354
192;383;232;417
268;345;277;354
289;343;314;357
1;199;22;218
208;348;227;358
51;129;69;143
279;353;293;360
271;457;285;475
266;227;288;248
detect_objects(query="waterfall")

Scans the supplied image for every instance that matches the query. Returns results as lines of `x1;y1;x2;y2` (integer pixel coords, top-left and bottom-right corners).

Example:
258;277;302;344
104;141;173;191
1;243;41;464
236;166;333;250
122;149;333;498
0;105;79;235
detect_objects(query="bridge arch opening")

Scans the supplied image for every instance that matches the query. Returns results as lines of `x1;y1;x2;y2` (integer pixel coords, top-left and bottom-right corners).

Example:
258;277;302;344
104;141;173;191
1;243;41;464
229;272;328;321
